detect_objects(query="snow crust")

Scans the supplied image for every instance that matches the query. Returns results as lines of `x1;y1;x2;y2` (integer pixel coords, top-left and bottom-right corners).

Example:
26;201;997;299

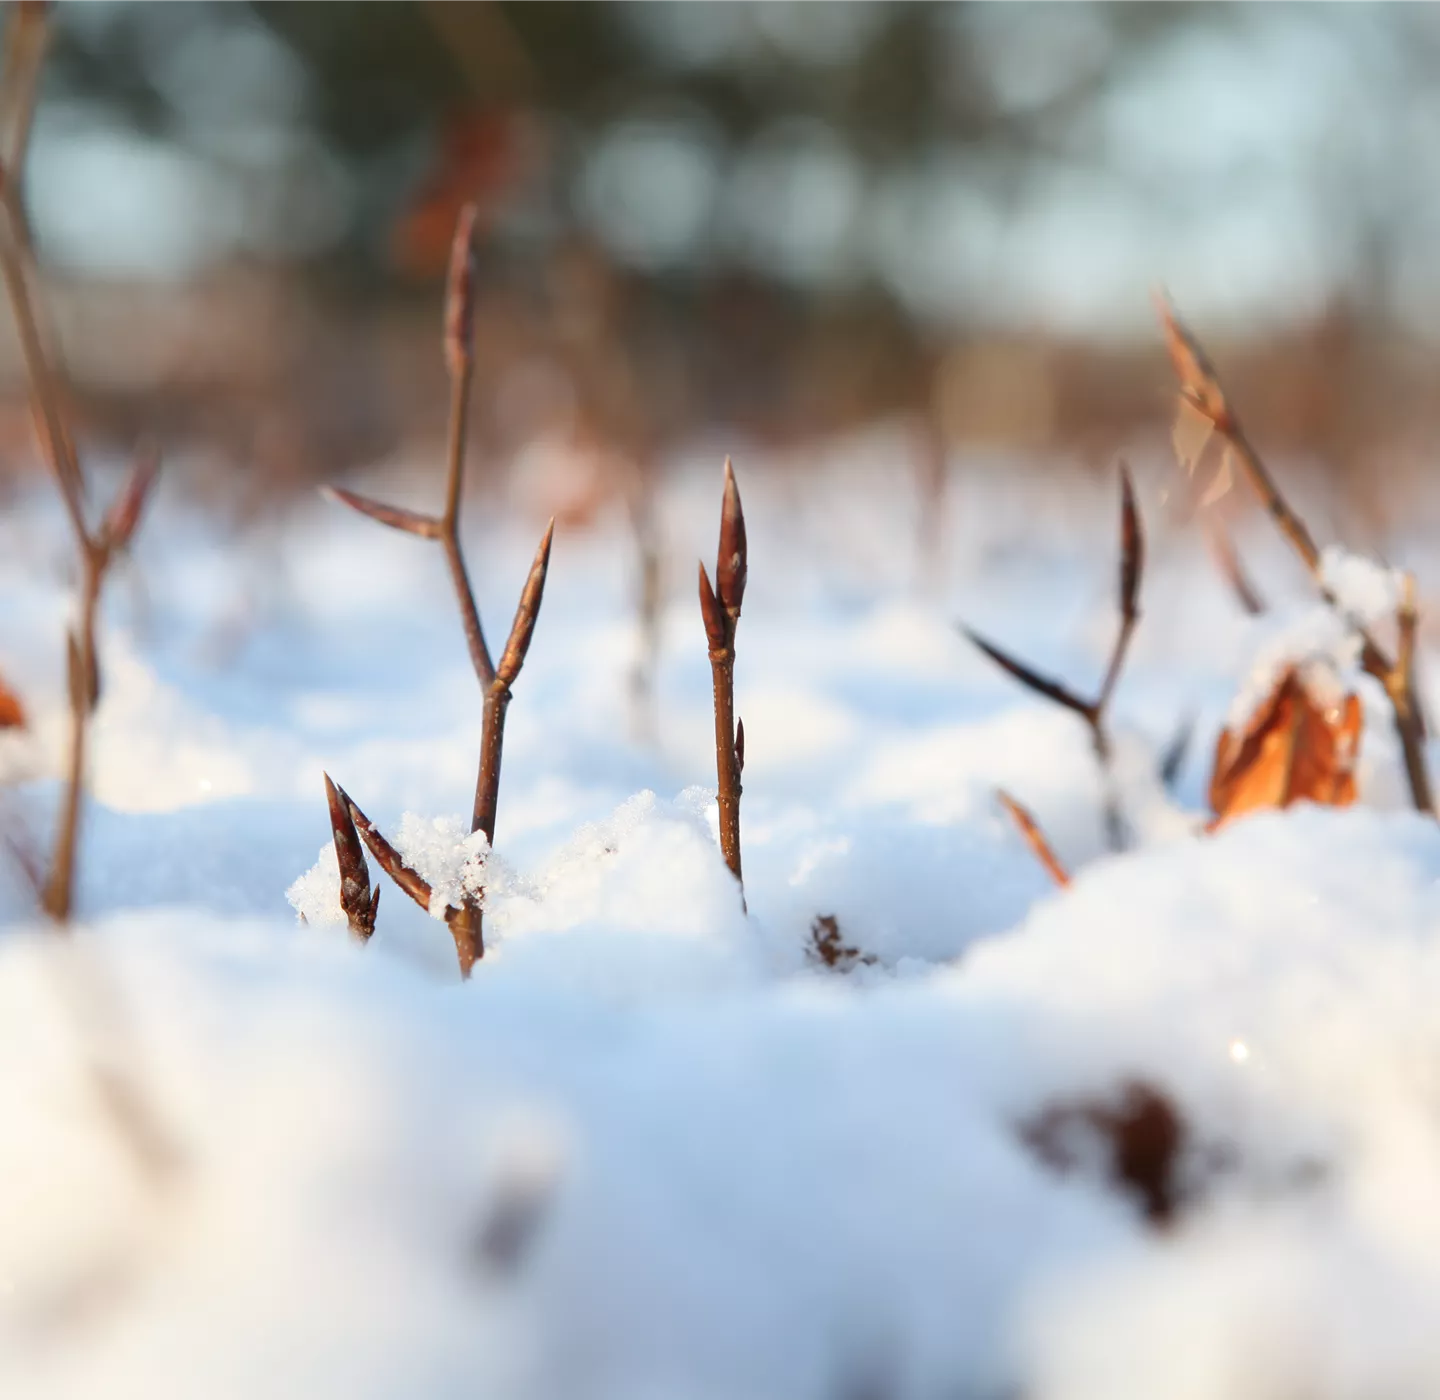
2;441;1440;1398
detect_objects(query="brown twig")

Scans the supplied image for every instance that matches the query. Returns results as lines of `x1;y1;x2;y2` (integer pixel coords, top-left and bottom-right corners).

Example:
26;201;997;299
322;204;554;974
0;5;160;923
1157;293;1433;814
335;782;482;977
698;457;746;895
961;465;1144;850
995;790;1070;888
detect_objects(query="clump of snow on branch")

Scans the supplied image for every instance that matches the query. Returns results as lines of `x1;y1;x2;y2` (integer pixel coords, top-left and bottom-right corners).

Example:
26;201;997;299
1225;606;1359;734
394;812;489;920
1320;544;1403;627
285;842;346;926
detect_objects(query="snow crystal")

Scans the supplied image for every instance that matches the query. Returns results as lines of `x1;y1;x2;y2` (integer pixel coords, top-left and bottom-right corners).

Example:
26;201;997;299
394;812;490;920
285;842;346;926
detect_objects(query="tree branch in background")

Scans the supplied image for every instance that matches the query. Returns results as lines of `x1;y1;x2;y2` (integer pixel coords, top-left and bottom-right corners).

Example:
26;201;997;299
0;3;162;922
322;203;555;975
1157;294;1433;814
961;464;1144;851
698;458;747;897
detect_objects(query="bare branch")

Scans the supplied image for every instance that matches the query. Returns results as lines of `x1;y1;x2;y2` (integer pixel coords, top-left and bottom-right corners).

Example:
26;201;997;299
996;790;1070;888
320;485;441;540
961;627;1093;719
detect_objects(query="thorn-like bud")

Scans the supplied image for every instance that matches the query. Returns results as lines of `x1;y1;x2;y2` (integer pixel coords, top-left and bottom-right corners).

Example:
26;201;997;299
698;561;727;654
735;716;745;774
959;625;1091;718
444;202;482;379
496;519;555;689
1117;462;1143;626
324;773;377;941
320;484;442;540
716;457;747;616
101;439;160;554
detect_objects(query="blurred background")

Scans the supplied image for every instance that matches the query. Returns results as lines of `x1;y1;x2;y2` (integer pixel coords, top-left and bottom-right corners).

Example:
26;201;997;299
4;0;1440;532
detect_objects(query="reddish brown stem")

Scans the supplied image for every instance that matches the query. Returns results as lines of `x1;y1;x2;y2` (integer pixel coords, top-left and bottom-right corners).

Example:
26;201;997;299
322;205;554;971
699;460;746;895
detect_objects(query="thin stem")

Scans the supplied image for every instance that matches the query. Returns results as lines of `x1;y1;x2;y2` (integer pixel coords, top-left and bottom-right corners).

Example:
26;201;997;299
710;645;742;885
41;548;99;920
472;687;508;842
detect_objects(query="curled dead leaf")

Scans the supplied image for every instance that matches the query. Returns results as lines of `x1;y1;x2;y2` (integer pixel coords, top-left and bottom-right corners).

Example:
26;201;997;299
1208;665;1362;830
0;669;25;729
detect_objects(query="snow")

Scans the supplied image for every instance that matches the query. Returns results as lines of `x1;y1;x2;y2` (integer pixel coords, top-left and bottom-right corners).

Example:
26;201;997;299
3;440;1440;1397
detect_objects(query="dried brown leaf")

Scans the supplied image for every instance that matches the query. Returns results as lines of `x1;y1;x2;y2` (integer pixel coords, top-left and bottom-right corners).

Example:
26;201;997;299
1208;666;1362;829
0;669;24;728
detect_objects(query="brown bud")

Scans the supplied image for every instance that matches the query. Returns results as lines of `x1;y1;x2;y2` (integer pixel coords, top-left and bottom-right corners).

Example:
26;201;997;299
102;439;160;553
324;773;377;940
715;457;747;616
496;519;555;689
698;561;727;654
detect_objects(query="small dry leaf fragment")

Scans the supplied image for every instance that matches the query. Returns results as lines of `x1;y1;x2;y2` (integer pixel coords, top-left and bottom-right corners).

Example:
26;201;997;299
0;669;25;728
1021;1079;1188;1227
1208;665;1363;829
807;914;875;972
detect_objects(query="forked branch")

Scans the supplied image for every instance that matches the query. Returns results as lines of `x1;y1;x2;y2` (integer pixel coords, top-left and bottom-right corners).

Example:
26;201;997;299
1157;294;1433;814
961;465;1144;850
321;204;554;974
0;3;160;922
698;458;747;893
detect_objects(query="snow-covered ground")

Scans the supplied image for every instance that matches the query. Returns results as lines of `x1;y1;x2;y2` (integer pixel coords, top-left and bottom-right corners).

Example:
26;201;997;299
4;428;1440;1399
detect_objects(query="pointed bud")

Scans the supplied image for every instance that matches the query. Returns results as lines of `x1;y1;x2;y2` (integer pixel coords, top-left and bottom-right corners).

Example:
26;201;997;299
735;716;745;774
715;457;747;616
102;439;160;553
698;561;727;653
324;773;377;941
496;519;555;688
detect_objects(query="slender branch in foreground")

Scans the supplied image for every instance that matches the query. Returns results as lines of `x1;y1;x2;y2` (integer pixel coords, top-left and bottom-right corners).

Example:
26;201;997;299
996;790;1070;888
961;464;1144;851
1157;293;1433;814
698;458;747;895
0;34;163;924
322;204;554;974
